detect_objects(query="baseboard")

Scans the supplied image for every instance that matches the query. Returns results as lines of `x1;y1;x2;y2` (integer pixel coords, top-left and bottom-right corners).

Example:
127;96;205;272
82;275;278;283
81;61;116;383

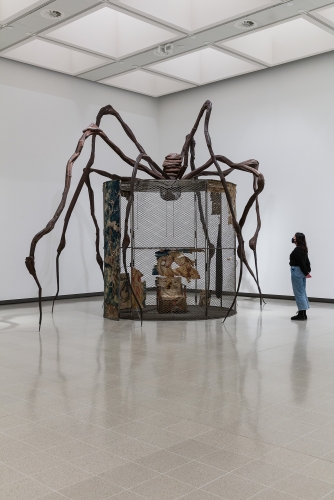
1;291;333;307
0;292;104;306
238;292;334;304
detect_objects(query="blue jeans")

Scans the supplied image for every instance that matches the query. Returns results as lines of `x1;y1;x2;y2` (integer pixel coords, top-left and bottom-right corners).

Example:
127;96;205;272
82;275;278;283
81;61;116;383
291;266;310;311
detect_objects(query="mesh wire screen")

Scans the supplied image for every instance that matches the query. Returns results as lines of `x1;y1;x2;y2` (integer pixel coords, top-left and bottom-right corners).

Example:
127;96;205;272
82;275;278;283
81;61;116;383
119;179;236;320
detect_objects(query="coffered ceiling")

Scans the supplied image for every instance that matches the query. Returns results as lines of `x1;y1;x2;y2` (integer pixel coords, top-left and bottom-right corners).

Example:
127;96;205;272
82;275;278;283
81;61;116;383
1;0;334;97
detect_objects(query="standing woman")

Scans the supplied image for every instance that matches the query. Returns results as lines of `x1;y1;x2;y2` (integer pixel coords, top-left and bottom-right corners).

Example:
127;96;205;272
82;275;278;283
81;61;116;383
290;232;311;320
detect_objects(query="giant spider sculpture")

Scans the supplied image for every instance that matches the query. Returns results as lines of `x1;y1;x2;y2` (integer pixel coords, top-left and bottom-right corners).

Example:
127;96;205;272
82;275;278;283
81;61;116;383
25;100;265;330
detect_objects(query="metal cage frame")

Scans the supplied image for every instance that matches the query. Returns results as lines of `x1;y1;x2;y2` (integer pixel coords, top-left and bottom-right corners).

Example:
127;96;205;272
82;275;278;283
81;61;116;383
104;178;237;321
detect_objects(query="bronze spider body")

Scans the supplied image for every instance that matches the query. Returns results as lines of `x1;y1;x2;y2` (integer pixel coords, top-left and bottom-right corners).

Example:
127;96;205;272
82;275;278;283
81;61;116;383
25;100;265;330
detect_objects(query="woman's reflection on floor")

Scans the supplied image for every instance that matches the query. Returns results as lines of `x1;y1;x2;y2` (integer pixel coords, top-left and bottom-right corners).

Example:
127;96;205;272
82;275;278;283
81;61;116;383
290;320;311;404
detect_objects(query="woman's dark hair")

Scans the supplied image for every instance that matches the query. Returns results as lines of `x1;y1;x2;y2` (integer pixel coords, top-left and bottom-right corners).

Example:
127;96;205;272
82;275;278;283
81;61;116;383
295;232;308;253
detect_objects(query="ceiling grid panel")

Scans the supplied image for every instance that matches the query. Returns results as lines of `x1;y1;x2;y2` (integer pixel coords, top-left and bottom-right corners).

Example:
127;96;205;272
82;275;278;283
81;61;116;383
1;0;334;96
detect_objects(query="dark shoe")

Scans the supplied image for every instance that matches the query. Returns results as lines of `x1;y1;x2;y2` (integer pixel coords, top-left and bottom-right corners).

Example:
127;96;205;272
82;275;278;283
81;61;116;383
291;311;306;321
303;310;308;320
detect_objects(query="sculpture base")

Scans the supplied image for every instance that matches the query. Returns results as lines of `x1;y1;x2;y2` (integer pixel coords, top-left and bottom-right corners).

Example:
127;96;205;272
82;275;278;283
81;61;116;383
120;304;236;321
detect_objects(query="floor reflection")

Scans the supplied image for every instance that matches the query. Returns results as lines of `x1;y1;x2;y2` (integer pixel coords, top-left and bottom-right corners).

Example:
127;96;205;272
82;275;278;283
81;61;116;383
0;297;333;499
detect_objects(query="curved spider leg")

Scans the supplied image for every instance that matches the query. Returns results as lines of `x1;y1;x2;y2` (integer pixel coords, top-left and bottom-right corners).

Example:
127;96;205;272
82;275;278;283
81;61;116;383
52;154;96;314
184;154;264;305
198;101;251;319
51;128;162;315
252;196;264;305
84;169;134;279
25;126;97;330
84;127;163;179
84;169;136;281
186;138;215;290
206;162;264;315
85;173;104;278
122;153;145;325
27;101;165;329
190;138;196;173
242;174;265;306
184;155;258;179
85;169;133;278
176;134;191;180
94;105;168;180
51;128;163;316
90;169;131;181
234;167;264;303
179;101;214;164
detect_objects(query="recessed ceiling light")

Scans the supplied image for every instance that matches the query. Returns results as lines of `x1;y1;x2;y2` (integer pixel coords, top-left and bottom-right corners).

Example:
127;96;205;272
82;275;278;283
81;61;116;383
153;43;174;56
148;47;261;85
5;25;14;29
41;10;64;19
118;0;277;32
235;19;258;29
45;7;177;59
222;17;334;66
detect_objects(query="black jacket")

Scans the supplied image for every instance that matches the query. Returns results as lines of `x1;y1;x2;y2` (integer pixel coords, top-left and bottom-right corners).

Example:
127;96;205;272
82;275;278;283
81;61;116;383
290;247;311;276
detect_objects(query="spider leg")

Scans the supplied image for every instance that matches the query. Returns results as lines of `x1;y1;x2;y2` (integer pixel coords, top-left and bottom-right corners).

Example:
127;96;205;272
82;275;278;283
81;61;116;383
185;138;215;291
84;169;133;280
85;173;104;278
94;105;168;179
246;175;264;304
27;100;164;329
51;133;160;315
25;126;97;330
196;101;261;319
190;138;196;173
84;126;163;179
179;101;212;162
90;169;131;181
184;151;264;307
122;153;145;325
85;169;133;279
184;155;258;179
235;166;264;302
52;162;94;314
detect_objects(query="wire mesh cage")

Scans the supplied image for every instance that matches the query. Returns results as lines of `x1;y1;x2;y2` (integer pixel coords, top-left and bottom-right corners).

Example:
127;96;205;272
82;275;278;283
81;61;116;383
103;179;237;321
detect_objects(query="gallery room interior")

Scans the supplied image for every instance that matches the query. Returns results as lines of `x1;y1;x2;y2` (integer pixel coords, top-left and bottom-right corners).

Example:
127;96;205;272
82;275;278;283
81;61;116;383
2;0;334;499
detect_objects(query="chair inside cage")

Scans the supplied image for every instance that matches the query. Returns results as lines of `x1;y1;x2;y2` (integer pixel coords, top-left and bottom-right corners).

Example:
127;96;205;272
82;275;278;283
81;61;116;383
103;179;237;321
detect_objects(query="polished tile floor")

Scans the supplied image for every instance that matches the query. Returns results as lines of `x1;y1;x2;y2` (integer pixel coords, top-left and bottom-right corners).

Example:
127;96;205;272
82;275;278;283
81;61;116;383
1;297;334;499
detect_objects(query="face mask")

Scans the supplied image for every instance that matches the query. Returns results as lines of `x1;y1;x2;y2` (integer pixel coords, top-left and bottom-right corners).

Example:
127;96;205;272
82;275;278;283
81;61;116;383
291;237;295;244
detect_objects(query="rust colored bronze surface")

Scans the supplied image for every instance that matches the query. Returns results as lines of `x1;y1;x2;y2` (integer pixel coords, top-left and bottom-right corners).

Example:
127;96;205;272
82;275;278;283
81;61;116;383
26;101;265;329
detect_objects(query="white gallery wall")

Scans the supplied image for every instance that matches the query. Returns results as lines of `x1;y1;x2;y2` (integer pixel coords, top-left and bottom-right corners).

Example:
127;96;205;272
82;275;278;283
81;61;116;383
158;51;334;299
0;58;159;301
1;51;334;302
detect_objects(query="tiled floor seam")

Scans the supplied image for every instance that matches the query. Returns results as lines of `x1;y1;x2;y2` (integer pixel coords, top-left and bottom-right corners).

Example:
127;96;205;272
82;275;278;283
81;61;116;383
247;486;305;500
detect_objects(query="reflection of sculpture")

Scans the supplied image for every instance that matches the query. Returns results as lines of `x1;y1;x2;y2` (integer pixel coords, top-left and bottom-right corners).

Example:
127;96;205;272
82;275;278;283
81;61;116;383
25;100;264;329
